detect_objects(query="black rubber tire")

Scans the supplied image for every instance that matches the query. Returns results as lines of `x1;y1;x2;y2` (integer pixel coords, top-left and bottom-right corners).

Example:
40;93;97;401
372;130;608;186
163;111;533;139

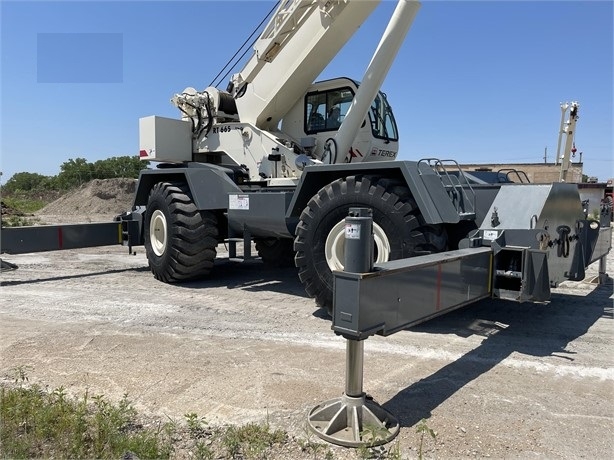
144;181;218;282
294;176;447;315
254;238;295;267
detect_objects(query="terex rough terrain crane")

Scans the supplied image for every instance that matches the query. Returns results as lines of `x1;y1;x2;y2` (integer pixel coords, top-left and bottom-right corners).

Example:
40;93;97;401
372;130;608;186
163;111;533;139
2;0;612;318
136;0;447;313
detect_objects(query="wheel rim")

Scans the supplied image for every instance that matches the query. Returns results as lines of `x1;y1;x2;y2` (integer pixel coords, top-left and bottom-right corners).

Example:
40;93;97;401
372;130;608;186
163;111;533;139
325;220;391;271
150;209;168;257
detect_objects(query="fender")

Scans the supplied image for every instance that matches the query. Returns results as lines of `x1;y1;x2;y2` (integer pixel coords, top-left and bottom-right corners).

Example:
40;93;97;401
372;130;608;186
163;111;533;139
133;163;243;210
286;160;463;225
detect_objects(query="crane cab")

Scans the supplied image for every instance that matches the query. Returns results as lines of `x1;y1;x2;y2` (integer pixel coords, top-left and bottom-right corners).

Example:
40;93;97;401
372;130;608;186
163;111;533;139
280;77;400;164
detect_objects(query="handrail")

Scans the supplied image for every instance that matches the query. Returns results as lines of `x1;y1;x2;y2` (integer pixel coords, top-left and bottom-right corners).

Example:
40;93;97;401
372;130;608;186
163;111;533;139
418;158;476;219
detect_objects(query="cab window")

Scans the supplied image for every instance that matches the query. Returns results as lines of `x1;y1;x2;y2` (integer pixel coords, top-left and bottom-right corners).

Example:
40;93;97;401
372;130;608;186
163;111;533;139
305;87;354;134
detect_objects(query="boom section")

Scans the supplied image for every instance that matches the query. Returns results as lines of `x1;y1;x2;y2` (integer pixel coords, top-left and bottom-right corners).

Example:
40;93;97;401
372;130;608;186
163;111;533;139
231;0;380;131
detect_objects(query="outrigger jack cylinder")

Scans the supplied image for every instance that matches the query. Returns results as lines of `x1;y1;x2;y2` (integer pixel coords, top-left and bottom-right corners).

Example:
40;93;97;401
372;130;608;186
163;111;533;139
308;208;400;447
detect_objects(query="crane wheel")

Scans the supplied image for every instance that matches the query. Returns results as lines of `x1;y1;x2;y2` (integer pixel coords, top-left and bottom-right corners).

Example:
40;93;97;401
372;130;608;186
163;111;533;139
144;181;218;282
254;238;295;267
294;176;447;316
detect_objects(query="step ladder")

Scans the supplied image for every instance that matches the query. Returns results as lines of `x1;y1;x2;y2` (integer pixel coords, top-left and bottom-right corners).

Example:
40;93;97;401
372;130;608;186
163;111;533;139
418;158;477;221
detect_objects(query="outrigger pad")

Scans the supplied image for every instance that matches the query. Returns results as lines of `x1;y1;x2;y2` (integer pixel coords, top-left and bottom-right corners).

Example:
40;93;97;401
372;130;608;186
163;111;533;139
308;393;400;448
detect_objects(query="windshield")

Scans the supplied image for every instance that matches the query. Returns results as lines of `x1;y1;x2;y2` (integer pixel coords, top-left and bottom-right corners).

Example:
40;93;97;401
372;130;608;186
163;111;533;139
369;92;398;142
304;84;399;142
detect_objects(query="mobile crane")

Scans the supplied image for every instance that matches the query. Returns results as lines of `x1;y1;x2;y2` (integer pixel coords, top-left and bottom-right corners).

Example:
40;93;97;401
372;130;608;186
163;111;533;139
2;0;611;318
556;101;580;182
136;0;444;312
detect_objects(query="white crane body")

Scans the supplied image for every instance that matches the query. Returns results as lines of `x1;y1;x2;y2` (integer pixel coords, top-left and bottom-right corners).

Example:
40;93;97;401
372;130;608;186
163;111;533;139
140;0;420;183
